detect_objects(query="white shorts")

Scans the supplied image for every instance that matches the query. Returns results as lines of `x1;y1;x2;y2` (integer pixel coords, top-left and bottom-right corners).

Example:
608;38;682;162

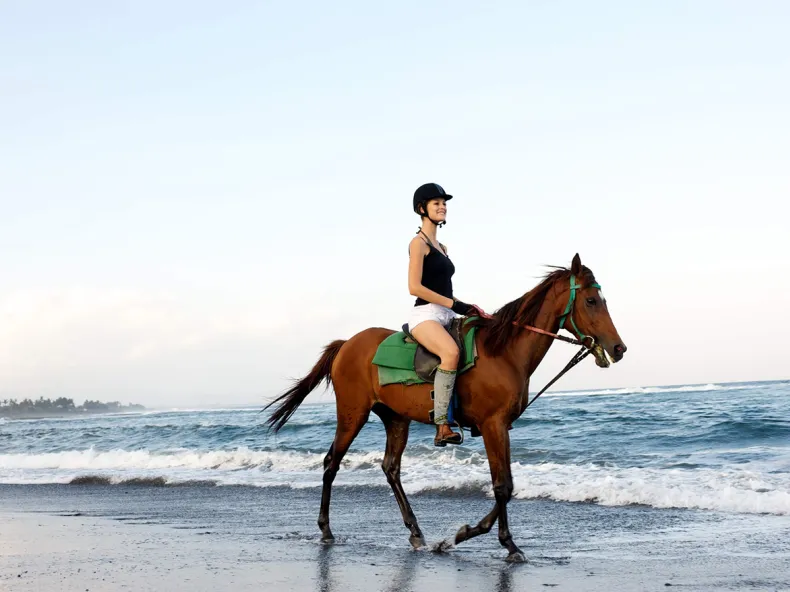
407;303;458;333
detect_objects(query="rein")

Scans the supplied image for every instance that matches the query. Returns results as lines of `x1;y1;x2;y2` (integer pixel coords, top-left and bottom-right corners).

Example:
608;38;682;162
525;346;591;408
508;322;584;346
475;275;601;409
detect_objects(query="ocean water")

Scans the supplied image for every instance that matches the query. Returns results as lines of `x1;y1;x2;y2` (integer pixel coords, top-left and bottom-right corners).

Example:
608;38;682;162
1;380;789;518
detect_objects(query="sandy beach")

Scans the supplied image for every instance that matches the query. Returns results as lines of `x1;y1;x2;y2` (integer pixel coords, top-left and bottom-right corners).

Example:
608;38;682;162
1;484;789;591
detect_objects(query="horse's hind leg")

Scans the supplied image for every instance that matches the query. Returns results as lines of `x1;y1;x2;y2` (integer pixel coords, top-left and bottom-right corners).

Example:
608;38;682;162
375;406;425;549
322;443;334;471
318;407;369;542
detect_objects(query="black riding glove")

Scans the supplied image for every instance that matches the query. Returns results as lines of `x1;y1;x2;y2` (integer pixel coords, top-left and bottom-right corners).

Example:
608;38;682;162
451;299;474;316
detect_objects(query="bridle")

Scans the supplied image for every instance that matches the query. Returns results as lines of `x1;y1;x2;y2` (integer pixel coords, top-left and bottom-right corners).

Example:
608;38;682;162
557;275;600;347
475;275;603;409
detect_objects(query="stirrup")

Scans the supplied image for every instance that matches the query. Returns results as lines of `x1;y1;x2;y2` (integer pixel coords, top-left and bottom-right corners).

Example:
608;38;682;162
434;424;464;447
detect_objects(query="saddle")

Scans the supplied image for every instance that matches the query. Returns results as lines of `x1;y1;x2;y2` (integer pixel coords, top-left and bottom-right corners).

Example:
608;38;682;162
400;317;467;383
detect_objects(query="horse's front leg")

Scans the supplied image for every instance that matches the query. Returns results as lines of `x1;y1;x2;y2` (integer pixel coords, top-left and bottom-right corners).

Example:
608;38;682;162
452;503;499;545
488;420;525;561
453;418;525;561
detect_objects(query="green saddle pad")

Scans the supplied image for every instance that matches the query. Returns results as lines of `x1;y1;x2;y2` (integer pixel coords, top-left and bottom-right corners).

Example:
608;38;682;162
372;318;479;386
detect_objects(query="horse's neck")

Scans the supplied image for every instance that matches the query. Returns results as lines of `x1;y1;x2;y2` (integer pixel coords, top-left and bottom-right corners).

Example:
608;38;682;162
512;290;562;379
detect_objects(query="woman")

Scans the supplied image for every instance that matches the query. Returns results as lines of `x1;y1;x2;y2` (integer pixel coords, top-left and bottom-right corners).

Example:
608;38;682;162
407;182;480;447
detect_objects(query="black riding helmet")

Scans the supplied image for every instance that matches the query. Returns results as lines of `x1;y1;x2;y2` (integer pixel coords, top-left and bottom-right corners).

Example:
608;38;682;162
413;183;453;226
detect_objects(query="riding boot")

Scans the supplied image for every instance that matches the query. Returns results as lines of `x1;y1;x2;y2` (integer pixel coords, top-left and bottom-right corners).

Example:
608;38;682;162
433;368;462;446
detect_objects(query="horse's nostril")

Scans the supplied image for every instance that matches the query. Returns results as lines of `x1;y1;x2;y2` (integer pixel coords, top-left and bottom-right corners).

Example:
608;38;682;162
614;344;626;356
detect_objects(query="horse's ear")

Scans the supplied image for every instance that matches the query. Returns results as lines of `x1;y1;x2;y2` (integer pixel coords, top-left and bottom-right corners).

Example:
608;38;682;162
571;253;582;275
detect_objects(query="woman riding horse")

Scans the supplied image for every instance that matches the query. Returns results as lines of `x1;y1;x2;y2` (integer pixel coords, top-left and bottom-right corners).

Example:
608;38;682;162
263;201;627;560
407;183;482;446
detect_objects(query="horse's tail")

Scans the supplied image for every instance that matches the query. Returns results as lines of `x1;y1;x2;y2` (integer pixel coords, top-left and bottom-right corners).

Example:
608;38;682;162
263;339;347;433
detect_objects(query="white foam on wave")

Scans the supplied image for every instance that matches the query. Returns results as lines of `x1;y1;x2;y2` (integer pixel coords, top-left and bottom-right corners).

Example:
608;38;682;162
0;447;327;472
1;446;788;516
508;462;790;515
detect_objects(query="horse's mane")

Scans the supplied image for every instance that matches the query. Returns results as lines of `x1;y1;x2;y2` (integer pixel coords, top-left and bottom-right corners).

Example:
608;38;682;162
476;265;597;357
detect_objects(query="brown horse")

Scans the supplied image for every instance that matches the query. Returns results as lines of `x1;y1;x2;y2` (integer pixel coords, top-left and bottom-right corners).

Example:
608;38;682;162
264;254;626;562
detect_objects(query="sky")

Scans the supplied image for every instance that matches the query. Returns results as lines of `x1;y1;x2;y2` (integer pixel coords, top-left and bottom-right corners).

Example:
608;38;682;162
1;1;788;408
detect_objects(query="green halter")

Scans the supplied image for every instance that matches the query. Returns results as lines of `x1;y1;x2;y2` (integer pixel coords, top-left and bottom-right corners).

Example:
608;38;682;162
558;275;601;345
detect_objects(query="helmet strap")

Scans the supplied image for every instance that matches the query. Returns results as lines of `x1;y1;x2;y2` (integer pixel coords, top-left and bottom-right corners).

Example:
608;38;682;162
418;204;446;228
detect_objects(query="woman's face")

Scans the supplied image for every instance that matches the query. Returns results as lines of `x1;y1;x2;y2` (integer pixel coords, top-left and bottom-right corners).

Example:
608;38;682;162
423;198;447;222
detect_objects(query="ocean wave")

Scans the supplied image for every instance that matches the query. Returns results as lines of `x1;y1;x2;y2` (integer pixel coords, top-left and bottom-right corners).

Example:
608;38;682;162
545;383;752;398
1;446;788;516
69;475;218;487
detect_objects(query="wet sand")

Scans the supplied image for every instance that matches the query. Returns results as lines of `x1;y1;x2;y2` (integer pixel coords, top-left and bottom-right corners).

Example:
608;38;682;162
1;484;788;591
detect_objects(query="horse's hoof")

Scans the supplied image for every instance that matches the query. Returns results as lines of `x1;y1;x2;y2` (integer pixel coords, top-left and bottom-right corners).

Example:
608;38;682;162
320;531;335;544
506;551;527;563
409;535;426;549
431;539;454;554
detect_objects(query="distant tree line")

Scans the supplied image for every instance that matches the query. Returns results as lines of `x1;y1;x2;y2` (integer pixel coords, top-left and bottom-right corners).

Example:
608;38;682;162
0;397;145;418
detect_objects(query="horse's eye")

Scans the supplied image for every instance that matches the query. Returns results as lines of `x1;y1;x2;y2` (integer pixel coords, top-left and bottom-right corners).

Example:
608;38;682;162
586;297;597;306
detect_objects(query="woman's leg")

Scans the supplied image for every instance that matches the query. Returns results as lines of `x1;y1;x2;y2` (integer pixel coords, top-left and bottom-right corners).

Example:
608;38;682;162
410;321;460;440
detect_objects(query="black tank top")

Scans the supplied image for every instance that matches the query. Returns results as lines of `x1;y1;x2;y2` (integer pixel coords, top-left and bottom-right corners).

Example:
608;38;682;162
414;234;455;306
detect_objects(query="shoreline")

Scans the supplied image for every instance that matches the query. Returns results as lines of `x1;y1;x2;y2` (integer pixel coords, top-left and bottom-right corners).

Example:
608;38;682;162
2;484;789;591
0;411;146;421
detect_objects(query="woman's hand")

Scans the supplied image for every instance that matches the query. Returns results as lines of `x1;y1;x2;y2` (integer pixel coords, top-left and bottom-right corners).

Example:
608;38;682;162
471;304;492;319
452;300;491;318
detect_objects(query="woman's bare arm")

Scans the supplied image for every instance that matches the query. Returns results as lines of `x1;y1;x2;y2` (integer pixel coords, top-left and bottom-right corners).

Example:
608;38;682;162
407;237;454;308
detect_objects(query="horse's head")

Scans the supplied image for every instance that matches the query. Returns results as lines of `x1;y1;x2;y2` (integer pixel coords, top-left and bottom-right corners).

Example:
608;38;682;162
559;254;627;367
477;255;627;367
